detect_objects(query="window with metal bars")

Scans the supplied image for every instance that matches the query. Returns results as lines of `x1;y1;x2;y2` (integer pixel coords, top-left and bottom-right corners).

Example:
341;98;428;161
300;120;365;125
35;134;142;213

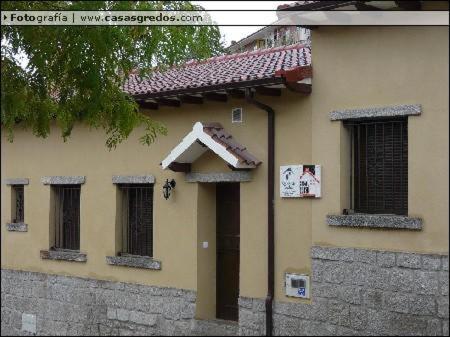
12;185;24;223
53;185;81;250
119;184;154;257
345;118;408;215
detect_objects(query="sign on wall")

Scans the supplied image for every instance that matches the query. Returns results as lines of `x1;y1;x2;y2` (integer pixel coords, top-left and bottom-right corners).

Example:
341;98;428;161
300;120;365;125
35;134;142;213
280;165;321;198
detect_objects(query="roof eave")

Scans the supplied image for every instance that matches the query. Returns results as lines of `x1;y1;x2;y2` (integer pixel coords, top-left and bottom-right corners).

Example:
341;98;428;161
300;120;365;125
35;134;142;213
130;66;313;102
130;77;286;101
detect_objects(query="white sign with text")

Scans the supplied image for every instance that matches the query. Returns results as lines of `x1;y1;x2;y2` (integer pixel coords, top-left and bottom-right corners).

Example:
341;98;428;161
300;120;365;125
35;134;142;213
280;165;321;198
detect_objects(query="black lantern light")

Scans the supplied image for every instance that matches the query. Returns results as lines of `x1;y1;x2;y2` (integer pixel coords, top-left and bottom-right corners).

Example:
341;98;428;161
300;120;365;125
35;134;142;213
163;179;176;200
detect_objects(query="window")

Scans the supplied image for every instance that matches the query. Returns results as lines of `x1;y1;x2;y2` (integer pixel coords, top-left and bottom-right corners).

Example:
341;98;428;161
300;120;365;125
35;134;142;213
232;107;243;123
53;185;81;250
12;185;24;223
119;184;154;257
346;118;408;215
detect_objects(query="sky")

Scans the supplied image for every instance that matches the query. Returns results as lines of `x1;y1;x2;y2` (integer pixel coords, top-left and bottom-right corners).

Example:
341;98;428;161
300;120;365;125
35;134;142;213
192;1;294;46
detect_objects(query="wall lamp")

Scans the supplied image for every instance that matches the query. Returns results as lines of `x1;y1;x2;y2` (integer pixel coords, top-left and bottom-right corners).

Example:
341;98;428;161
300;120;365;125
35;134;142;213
163;179;176;200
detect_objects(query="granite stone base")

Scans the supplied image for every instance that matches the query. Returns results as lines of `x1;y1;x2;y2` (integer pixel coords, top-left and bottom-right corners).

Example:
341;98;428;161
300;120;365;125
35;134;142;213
238;297;266;336
1;269;196;336
2;246;449;336
238;247;449;336
190;319;238;336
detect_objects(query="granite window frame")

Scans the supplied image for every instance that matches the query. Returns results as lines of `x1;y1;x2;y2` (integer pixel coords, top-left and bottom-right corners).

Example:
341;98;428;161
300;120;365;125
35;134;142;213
4;179;29;232
345;117;408;216
328;104;423;230
39;176;87;261
51;184;82;251
108;176;160;270
117;183;154;258
41;176;85;253
12;185;25;223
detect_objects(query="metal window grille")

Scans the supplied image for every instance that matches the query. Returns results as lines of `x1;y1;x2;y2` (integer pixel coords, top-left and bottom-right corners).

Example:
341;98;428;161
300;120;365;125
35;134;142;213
120;184;154;257
13;185;24;223
53;185;81;250
346;118;408;215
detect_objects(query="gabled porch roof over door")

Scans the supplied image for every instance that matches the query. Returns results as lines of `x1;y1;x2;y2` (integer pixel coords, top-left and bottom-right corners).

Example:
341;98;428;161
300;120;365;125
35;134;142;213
161;122;261;172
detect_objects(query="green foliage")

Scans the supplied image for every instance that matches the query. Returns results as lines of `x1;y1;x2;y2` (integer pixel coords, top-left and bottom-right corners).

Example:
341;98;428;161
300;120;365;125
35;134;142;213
1;1;224;148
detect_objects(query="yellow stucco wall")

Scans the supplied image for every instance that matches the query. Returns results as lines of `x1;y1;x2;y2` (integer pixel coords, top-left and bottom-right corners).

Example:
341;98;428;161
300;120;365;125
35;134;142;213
1;26;448;310
311;26;449;254
0;95;275;302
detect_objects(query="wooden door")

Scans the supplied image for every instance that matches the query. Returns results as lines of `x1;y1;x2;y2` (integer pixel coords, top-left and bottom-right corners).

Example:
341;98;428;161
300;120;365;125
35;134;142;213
216;183;240;321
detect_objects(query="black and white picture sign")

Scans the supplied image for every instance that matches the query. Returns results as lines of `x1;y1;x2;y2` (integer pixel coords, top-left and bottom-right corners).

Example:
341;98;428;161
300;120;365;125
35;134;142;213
280;165;321;198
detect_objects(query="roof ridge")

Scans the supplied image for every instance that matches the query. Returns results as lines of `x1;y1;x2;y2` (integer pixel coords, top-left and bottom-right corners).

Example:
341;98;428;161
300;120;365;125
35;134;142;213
183;43;308;68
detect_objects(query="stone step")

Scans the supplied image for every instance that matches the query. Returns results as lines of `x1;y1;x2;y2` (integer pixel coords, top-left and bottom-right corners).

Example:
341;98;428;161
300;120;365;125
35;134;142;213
191;318;239;336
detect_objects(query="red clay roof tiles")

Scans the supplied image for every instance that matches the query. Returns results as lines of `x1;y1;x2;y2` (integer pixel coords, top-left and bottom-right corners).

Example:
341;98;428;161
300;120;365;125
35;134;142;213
123;43;311;97
202;123;262;167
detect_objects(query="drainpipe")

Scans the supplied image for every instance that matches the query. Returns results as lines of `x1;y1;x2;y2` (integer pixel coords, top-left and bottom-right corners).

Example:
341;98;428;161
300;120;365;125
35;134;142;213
245;88;275;337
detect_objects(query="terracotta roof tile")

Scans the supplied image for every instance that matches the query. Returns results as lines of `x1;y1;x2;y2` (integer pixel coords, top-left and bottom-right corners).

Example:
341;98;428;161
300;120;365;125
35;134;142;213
123;43;311;97
202;123;261;167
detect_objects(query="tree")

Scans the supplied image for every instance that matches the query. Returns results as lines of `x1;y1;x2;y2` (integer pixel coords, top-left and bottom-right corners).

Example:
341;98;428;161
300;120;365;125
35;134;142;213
1;1;224;148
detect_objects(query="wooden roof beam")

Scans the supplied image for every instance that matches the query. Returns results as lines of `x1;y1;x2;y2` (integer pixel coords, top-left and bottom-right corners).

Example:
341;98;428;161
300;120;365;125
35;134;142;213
168;162;191;173
157;98;181;107
285;83;312;95
256;86;282;97
204;92;228;102
138;100;159;110
180;95;204;104
226;89;246;99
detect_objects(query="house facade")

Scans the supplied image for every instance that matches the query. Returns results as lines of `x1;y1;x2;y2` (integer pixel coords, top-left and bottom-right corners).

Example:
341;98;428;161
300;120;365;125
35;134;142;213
227;26;310;54
1;9;449;337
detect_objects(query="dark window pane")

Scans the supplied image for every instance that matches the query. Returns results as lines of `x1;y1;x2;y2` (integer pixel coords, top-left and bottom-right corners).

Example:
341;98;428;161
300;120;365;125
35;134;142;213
13;185;24;223
347;118;408;215
120;184;153;257
54;185;80;250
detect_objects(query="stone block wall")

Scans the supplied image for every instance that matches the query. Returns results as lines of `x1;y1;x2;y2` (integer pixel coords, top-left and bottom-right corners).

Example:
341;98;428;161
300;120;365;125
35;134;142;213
1;269;196;336
2;246;449;336
238;297;266;336
240;246;449;336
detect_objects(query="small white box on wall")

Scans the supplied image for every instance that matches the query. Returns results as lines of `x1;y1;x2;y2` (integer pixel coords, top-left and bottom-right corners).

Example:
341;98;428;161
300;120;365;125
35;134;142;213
285;273;310;299
280;165;321;198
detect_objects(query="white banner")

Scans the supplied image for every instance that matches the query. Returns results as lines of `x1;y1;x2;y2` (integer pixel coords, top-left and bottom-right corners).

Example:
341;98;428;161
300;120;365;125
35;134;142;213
0;11;212;26
1;10;448;26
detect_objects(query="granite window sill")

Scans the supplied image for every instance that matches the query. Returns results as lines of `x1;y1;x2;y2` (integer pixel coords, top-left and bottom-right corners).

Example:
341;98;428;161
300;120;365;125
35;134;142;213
40;249;87;262
106;254;162;270
326;214;422;230
6;222;28;232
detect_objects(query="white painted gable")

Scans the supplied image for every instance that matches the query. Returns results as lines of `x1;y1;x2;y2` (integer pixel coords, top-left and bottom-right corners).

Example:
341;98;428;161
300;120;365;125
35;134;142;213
161;122;258;170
